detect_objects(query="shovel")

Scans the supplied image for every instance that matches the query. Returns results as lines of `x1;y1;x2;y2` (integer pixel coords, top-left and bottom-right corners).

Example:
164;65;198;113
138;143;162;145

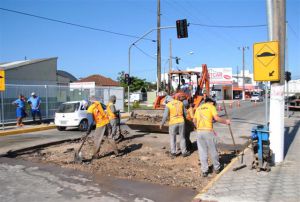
222;101;246;171
74;131;91;163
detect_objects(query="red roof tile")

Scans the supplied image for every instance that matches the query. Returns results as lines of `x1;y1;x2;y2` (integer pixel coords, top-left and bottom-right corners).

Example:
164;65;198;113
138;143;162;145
77;74;119;87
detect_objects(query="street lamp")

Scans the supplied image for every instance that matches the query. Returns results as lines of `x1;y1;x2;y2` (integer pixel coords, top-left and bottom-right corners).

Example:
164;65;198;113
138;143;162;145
128;26;176;113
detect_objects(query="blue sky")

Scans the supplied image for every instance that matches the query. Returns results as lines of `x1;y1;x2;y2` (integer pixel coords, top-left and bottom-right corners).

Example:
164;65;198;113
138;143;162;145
0;0;299;82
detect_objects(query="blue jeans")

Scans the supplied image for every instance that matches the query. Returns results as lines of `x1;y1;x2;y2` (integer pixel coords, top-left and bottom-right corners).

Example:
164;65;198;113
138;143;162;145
31;109;42;121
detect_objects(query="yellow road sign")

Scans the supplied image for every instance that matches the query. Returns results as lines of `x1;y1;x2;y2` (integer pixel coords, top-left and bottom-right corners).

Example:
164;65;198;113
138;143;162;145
253;41;280;81
0;70;5;91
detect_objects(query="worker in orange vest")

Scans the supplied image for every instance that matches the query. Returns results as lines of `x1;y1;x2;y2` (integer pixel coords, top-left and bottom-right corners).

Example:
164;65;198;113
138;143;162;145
87;96;118;159
160;96;191;157
107;95;124;143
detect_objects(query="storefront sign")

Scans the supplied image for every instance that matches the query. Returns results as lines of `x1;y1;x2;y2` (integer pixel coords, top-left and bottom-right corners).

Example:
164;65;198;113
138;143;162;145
208;68;233;84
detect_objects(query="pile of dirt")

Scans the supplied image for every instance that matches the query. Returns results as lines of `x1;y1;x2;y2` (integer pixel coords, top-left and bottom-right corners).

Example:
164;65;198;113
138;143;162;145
18;132;234;191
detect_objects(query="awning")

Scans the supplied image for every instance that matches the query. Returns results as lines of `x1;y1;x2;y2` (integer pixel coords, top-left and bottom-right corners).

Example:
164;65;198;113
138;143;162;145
233;87;243;91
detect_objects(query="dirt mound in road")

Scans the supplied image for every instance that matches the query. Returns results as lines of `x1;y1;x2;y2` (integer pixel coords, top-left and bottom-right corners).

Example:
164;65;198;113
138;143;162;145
18;132;234;191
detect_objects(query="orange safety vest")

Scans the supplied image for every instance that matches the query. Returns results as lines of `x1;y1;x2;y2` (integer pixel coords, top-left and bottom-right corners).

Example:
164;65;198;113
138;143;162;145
87;101;109;128
186;107;194;121
106;102;117;120
166;100;184;125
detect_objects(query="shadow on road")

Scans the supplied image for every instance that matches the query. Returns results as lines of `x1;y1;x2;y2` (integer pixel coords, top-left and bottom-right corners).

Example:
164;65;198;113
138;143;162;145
219;152;236;166
82;143;143;163
284;120;300;157
230;118;263;125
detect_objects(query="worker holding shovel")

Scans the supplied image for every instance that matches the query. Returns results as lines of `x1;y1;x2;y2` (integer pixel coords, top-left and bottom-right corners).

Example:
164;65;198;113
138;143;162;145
87;96;119;160
193;97;230;177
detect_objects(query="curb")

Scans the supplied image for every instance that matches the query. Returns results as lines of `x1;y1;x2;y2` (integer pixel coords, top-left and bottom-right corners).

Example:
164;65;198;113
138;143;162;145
0;137;81;158
0;125;56;137
192;148;250;202
0;114;130;137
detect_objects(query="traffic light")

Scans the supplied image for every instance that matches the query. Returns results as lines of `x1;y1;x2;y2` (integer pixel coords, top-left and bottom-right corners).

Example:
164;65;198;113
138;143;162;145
285;71;291;82
176;19;188;39
124;73;130;84
128;76;133;85
175;57;180;64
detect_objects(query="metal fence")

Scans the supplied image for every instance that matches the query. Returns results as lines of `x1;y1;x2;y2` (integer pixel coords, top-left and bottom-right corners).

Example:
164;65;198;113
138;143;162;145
0;84;124;124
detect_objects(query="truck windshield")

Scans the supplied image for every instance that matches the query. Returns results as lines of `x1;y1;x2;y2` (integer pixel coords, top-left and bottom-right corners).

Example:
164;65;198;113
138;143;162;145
58;102;80;113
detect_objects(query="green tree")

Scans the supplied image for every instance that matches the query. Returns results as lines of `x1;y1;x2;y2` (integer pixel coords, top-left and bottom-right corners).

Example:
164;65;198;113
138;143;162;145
117;71;152;93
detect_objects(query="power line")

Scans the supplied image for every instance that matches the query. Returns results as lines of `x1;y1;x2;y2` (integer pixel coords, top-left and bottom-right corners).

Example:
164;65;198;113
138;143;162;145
133;44;157;60
287;23;299;39
190;22;267;28
0;7;155;41
165;0;239;47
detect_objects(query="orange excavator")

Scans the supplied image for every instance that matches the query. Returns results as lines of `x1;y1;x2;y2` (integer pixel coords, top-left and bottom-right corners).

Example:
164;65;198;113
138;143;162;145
126;64;210;132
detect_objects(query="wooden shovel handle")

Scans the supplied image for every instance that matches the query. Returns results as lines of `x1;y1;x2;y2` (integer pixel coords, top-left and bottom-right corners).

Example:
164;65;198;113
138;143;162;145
222;101;236;147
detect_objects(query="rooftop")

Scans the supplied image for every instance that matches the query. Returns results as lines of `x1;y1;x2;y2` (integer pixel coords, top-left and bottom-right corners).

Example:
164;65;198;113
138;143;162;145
0;57;58;70
77;74;119;87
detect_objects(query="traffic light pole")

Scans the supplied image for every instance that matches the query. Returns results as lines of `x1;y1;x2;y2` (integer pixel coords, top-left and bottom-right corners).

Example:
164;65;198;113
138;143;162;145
128;26;176;113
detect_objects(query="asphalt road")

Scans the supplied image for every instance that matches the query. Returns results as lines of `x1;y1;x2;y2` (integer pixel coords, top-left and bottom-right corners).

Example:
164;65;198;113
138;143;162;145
0;101;268;202
0;128;83;156
0;157;196;202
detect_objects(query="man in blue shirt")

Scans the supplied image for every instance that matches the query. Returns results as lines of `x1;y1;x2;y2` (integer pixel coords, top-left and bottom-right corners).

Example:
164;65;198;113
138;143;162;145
12;94;26;127
27;92;42;124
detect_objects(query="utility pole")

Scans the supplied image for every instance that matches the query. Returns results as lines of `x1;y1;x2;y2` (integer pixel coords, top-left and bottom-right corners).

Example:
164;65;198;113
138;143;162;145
157;0;161;93
238;46;248;100
286;21;290;118
267;0;286;163
169;39;172;72
236;66;239;86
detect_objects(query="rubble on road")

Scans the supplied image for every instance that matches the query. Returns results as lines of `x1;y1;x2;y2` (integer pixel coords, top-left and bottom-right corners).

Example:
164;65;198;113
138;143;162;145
17;131;235;191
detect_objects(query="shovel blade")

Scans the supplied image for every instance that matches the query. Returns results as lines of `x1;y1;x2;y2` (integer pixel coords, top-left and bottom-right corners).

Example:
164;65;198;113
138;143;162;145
74;151;83;163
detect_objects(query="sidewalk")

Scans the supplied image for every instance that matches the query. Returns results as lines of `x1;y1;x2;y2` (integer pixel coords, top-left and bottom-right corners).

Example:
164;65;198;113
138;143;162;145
194;114;300;202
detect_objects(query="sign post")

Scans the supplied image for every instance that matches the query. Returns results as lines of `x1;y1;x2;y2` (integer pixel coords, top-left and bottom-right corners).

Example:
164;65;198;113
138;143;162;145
253;41;280;81
253;41;280;126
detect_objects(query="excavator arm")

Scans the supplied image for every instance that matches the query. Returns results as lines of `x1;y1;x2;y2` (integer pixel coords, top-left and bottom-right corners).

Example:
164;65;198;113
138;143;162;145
193;64;210;108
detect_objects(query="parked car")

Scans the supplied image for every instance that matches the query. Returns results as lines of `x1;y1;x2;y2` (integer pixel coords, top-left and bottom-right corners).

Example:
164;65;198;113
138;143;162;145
251;94;264;102
234;94;242;99
54;100;106;131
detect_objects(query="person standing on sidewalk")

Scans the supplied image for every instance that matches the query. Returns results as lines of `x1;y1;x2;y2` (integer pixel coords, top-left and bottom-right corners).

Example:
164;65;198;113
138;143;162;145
193;97;230;177
160;96;190;157
12;94;26;127
86;96;118;159
27;92;42;124
107;95;124;143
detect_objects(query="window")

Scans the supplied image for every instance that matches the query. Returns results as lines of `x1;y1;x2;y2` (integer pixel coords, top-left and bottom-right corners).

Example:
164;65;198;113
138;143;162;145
58;102;80;113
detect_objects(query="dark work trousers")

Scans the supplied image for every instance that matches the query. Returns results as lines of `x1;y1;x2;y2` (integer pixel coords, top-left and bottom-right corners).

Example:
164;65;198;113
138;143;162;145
185;120;194;151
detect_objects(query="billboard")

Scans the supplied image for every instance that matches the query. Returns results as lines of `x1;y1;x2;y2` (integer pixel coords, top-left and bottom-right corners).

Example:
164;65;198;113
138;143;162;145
187;67;233;85
208;68;233;85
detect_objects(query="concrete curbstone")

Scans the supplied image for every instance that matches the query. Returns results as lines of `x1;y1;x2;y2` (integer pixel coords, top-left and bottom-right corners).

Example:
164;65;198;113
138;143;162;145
0;125;56;137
